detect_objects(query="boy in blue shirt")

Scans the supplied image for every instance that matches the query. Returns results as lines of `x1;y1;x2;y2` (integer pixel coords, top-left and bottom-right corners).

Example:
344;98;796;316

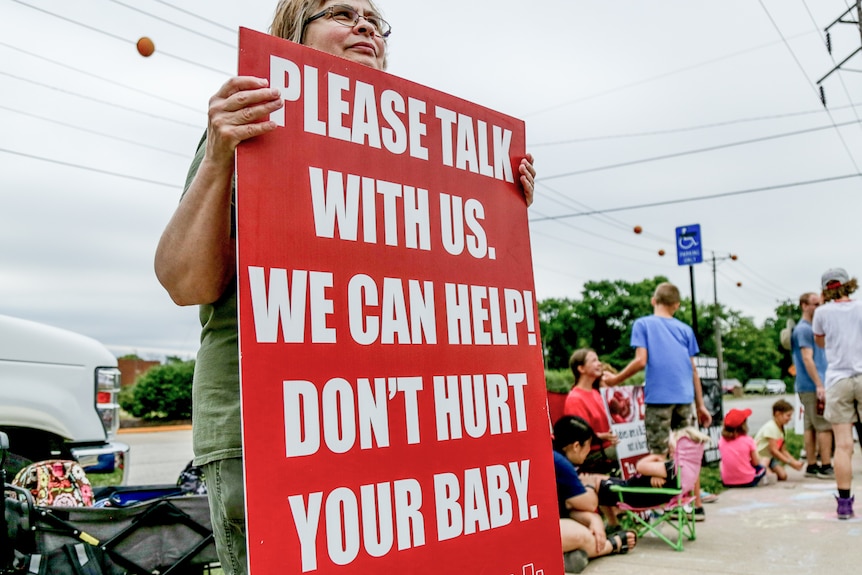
603;282;712;517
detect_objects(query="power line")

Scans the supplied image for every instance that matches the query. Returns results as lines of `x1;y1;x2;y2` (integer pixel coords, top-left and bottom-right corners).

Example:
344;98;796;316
530;102;862;146
530;206;659;255
0;104;189;157
104;0;236;48
540;119;862;181
535;181;668;244
0;147;180;188
529;226;674;268
757;0;861;172
731;262;789;297
0;41;203;115
529;173;862;222
0;70;202;129
524;30;814;118
801;0;862;131
10;0;229;76
147;0;236;33
717;268;782;304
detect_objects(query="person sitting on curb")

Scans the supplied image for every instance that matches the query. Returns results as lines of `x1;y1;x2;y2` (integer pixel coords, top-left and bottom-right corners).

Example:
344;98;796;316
718;408;768;487
553;416;637;574
591;426;711;520
564;348;620;475
754;399;804;481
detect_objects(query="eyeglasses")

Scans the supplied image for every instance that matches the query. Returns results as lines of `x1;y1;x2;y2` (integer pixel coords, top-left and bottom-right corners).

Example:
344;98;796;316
304;4;392;38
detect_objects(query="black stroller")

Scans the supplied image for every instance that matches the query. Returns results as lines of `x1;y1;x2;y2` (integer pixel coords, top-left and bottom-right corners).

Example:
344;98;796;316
2;433;220;574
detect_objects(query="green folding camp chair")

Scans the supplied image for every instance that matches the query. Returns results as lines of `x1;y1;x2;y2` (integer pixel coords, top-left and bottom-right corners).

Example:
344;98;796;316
608;436;704;551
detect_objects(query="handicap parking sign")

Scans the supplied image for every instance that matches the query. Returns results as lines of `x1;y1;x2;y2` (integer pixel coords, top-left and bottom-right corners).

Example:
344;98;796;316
676;224;703;265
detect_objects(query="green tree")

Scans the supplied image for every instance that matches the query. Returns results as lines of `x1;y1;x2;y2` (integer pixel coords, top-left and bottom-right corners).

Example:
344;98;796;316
538;298;586;370
577;276;667;366
720;311;782;382
771;298;798;380
538;275;797;387
120;360;195;420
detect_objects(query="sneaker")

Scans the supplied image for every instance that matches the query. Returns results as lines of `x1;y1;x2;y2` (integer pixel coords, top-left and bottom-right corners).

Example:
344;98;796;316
836;495;855;520
687;506;706;522
701;491;719;504
805;464;821;478
563;549;589;574
818;465;835;479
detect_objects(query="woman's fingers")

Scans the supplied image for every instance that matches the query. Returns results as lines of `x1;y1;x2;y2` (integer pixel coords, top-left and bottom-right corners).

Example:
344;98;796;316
205;76;285;162
519;153;535;207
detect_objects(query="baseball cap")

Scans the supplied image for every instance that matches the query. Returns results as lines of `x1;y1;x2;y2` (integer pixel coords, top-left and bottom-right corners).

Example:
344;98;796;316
724;408;752;428
822;268;850;291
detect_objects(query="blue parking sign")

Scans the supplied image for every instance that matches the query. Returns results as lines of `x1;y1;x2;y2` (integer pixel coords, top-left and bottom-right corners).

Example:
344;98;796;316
676;224;703;265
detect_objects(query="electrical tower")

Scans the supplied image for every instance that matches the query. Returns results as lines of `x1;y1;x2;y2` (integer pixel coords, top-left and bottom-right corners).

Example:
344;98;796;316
817;0;862;106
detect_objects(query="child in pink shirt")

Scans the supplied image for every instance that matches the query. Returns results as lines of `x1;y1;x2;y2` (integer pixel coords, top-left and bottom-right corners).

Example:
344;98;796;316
718;408;767;487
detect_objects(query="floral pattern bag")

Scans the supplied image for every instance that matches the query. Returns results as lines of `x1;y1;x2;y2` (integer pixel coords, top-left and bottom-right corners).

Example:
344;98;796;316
12;459;95;507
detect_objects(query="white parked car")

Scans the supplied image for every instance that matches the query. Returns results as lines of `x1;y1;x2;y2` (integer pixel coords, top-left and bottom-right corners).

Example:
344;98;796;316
722;378;743;394
744;378;768;394
765;379;787;394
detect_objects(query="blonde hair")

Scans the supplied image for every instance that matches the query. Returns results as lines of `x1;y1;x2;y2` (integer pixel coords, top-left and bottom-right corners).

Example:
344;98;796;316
822;278;858;302
653;282;681;306
269;0;389;68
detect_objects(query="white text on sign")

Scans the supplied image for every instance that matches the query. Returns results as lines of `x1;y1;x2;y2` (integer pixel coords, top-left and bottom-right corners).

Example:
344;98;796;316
282;372;529;457
287;458;535;572
269;56;514;181
247;268;538;346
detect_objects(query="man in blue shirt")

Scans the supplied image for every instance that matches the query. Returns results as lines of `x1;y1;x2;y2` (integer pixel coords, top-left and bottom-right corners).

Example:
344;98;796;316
792;292;833;478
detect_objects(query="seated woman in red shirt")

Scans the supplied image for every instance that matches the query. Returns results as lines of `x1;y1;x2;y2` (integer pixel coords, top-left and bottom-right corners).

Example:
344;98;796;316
564;348;620;474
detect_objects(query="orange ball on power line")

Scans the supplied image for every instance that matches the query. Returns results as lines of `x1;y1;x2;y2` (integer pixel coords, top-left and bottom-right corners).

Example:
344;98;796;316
137;37;155;57
633;225;643;234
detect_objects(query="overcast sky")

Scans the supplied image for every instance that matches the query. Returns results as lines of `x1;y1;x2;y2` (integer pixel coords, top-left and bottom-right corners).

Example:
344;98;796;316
1;0;860;359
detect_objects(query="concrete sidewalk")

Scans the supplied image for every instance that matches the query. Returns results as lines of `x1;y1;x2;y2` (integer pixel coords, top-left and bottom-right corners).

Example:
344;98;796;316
584;449;862;574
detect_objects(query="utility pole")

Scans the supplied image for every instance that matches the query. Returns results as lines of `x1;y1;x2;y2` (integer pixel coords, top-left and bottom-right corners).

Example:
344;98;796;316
817;0;862;106
706;251;737;381
689;265;698;342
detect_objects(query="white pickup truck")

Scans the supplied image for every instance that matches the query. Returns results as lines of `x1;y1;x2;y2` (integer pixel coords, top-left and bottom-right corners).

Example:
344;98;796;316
0;314;129;482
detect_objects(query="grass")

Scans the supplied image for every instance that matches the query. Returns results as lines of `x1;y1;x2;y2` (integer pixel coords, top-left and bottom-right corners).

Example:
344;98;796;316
699;429;804;495
87;467;125;487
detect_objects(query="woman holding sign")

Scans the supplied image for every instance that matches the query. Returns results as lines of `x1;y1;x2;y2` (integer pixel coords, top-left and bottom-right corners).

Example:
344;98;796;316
155;2;536;573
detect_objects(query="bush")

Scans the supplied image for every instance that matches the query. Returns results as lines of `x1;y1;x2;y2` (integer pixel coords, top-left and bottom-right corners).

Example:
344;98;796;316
120;360;195;420
545;368;574;393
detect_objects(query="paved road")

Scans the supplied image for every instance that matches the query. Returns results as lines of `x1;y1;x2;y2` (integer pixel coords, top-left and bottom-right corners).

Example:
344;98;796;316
117;393;788;486
581;445;862;575
121;426;193;485
116;394;862;575
722;391;791;433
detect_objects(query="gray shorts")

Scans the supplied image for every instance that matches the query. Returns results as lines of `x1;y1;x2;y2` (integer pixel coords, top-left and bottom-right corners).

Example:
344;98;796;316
798;392;832;432
644;403;694;455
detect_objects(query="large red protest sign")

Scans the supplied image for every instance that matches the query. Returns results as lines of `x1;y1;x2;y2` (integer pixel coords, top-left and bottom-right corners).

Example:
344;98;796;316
236;27;560;574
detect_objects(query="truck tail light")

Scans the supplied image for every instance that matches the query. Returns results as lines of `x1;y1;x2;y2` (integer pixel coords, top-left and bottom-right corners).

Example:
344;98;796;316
96;367;122;439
